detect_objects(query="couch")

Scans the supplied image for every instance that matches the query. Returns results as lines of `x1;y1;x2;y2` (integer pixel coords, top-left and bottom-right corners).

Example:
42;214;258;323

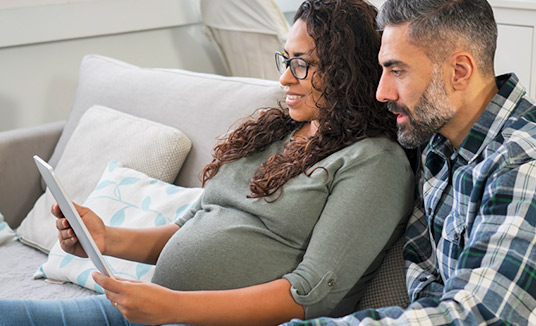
0;54;409;314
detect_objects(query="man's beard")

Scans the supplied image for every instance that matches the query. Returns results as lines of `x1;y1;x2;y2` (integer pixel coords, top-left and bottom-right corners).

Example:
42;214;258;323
388;67;457;149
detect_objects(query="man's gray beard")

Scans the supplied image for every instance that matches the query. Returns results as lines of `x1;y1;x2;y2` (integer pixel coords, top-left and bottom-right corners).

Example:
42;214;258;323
394;68;457;149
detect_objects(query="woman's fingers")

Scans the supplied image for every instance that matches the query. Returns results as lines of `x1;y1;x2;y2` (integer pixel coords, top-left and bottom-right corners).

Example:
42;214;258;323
51;204;64;218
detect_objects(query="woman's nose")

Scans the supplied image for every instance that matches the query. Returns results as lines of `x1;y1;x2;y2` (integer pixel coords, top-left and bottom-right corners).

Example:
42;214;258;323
279;65;298;86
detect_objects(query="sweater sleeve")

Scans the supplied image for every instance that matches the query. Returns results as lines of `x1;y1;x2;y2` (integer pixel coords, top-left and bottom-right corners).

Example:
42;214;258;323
282;144;414;319
175;192;204;227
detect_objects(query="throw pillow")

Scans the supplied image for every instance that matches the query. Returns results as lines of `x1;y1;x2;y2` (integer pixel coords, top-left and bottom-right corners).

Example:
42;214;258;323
34;161;204;293
0;213;17;246
47;54;284;188
18;105;192;253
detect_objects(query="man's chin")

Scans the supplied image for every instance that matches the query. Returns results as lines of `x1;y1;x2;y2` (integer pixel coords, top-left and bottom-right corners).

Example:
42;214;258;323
397;130;431;149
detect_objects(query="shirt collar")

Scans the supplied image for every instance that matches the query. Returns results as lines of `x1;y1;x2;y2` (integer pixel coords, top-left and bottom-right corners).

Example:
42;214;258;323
431;73;525;163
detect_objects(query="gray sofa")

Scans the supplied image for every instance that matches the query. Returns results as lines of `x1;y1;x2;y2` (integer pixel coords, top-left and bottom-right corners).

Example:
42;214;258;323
0;54;409;313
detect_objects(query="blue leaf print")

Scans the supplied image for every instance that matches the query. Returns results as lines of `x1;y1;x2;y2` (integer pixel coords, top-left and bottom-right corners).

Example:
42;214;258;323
118;177;140;187
175;204;192;219
59;255;74;268
136;264;152;279
94;283;105;294
114;177;140;198
154;213;167;226
77;268;93;287
95;180;115;190
141;197;151;211
166;185;180;195
110;207;127;226
39;266;48;278
0;222;6;231
108;161;119;172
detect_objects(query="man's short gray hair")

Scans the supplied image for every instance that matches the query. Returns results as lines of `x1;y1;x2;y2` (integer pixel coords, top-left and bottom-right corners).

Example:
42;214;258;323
377;0;497;76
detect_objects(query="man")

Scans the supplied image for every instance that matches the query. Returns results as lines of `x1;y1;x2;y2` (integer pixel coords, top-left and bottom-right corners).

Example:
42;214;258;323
285;0;536;324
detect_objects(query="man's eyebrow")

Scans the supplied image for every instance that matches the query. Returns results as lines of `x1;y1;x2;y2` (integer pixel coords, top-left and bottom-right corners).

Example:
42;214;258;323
381;60;408;68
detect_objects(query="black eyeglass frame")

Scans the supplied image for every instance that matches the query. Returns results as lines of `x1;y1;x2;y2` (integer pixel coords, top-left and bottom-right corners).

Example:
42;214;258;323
275;51;312;80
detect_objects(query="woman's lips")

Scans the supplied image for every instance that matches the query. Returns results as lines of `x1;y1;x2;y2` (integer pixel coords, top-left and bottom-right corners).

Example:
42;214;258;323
286;94;304;106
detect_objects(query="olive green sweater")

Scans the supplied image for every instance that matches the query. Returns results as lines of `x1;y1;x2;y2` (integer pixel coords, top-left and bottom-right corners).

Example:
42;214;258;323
152;136;414;318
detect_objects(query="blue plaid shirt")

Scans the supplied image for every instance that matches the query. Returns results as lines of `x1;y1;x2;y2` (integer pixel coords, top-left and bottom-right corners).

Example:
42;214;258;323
284;73;536;325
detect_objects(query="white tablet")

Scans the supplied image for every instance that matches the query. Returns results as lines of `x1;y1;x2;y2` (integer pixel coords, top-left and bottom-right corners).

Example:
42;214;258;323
33;155;115;279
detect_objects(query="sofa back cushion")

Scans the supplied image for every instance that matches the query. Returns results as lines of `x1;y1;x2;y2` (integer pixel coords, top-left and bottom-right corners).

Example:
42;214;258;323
48;54;285;187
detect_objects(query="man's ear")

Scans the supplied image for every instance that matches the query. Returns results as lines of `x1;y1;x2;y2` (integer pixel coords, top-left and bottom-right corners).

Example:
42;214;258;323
449;51;474;90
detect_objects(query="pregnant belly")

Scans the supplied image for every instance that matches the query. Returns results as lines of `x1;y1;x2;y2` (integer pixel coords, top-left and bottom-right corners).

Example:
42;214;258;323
151;210;303;291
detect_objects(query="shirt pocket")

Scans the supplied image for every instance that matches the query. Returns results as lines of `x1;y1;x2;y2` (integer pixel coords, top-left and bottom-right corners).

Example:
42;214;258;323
442;211;466;248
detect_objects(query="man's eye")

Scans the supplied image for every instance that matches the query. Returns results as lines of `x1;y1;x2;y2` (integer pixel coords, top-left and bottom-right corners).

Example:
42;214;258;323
391;69;403;77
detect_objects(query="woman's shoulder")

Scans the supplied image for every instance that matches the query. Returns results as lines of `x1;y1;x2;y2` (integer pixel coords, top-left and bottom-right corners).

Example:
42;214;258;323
318;136;410;173
318;136;413;188
338;136;406;159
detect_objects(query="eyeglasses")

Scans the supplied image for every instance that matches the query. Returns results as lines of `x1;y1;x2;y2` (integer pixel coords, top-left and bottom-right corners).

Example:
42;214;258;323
275;51;312;80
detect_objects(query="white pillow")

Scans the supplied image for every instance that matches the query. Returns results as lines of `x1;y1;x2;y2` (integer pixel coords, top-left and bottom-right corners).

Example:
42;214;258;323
34;161;204;293
0;213;17;246
18;105;192;253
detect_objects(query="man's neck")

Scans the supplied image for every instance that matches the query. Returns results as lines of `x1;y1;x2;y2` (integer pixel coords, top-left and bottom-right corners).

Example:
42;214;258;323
441;76;499;149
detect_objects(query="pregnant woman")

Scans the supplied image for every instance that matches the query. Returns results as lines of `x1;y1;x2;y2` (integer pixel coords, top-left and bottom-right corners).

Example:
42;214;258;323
0;1;414;325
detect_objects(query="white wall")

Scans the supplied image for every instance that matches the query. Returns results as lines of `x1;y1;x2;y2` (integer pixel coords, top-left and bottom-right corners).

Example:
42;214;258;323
274;0;302;23
0;0;226;132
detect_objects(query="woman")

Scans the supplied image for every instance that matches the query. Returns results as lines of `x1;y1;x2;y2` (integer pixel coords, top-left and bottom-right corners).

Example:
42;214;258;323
0;0;413;325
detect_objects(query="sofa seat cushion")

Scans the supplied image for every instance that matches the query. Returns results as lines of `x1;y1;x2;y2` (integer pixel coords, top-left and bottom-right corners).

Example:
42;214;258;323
0;240;95;299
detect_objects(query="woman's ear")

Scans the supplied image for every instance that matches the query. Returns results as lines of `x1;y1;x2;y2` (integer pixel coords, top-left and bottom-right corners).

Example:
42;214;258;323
449;51;474;90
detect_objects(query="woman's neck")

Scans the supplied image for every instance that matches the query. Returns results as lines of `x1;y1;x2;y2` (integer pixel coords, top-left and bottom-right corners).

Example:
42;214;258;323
293;120;319;141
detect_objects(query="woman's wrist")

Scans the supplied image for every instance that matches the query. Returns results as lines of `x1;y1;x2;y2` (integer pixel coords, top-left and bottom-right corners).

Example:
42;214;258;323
102;225;118;257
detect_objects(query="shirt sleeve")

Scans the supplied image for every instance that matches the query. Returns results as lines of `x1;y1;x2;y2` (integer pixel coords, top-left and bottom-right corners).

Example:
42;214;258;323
283;160;536;325
282;145;415;319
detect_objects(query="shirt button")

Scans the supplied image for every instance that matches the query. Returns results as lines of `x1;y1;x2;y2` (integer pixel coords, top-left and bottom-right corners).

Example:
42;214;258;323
427;208;432;215
328;279;335;287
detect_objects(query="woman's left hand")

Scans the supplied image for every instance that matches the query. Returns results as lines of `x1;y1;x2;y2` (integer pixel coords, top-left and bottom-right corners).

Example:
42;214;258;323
92;272;178;325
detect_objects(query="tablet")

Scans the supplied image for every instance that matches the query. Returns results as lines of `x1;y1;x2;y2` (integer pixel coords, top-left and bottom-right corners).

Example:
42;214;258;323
33;155;115;279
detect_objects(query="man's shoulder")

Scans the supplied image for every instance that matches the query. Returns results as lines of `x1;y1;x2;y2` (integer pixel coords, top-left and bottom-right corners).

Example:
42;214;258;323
483;95;536;173
510;88;536;120
501;92;536;150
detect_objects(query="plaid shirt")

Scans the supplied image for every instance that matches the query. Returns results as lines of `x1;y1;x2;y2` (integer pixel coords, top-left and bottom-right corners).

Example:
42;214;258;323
284;73;536;325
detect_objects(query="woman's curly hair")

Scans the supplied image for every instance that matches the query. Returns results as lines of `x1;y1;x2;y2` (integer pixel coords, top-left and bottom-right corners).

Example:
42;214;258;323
201;0;397;200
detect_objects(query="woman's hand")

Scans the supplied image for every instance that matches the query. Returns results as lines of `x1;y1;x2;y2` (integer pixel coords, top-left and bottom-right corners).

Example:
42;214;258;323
52;203;107;258
94;272;303;326
93;272;177;325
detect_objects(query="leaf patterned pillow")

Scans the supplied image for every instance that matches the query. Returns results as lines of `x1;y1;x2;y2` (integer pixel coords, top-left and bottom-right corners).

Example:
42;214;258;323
0;213;17;246
34;161;204;293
